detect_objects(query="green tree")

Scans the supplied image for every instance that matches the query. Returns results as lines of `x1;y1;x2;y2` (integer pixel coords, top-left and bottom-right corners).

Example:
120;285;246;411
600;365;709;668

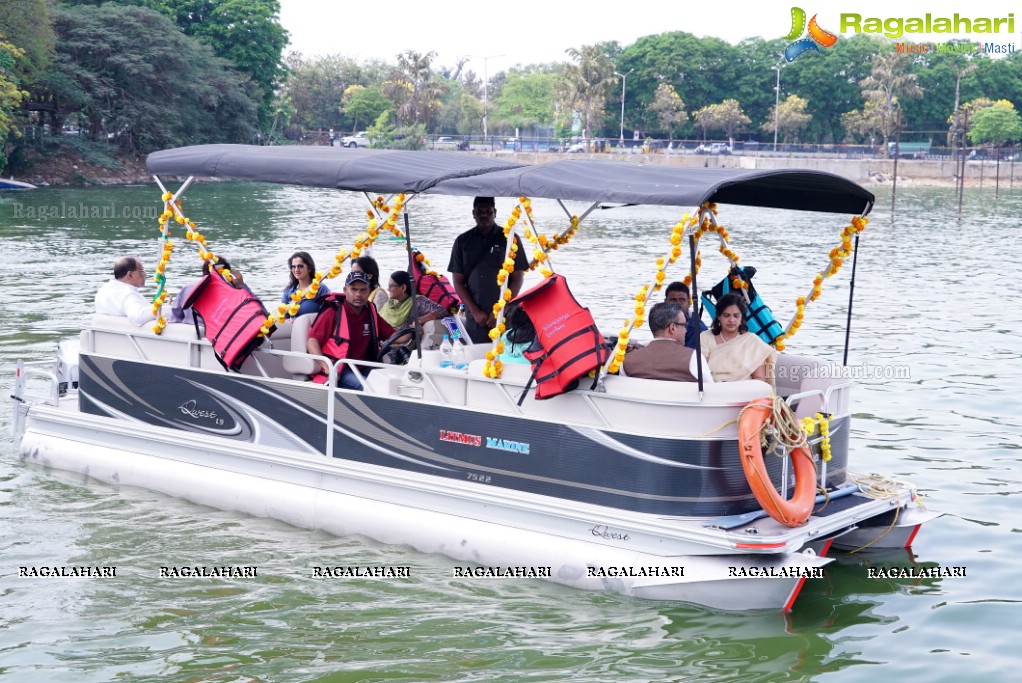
0;39;27;171
616;32;739;136
859;51;923;144
648;83;687;141
493;70;557;134
840;100;884;144
283;53;363;132
61;0;288;127
968;99;1022;146
693;99;750;140
0;0;55;86
558;43;616;142
46;3;258;153
393;50;447;128
764;94;811;143
341;84;391;132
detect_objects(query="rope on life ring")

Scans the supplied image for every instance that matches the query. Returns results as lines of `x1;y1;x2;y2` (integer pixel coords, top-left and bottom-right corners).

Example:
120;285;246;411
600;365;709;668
737;397;817;527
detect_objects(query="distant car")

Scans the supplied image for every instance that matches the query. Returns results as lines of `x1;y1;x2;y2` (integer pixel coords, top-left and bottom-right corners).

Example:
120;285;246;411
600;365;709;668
695;143;731;155
566;141;587;153
433;136;460;150
340;131;371;148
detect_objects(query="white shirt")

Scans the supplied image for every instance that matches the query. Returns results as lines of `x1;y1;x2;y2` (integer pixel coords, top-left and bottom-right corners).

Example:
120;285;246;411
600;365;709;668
95;279;156;326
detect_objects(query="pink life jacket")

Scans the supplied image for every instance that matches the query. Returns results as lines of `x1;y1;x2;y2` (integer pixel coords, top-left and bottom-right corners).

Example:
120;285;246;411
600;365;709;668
183;269;271;371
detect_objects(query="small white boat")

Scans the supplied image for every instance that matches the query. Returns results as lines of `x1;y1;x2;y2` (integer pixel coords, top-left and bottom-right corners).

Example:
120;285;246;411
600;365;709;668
11;146;939;611
0;178;37;190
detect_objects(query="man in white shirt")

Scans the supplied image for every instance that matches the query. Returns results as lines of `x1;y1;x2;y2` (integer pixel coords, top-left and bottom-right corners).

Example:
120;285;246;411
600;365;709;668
95;256;157;326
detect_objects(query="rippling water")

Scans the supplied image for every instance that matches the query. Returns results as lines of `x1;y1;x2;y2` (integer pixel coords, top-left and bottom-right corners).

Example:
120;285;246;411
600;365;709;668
1;181;1019;682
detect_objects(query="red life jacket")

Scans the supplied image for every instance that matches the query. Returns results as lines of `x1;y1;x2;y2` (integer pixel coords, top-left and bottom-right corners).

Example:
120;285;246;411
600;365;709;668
412;251;460;312
183;269;272;372
514;274;608;400
311;293;382;383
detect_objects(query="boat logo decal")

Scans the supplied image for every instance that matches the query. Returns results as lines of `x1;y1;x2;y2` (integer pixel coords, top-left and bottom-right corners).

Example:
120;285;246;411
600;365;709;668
486;437;530;455
590;525;631;541
439;430;482;447
178;399;223;424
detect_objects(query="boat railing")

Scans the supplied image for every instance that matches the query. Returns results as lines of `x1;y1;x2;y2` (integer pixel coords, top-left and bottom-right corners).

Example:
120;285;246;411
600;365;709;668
11;358;62;443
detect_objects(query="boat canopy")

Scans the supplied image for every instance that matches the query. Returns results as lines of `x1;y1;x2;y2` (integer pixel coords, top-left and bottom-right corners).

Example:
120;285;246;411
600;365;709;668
146;144;874;216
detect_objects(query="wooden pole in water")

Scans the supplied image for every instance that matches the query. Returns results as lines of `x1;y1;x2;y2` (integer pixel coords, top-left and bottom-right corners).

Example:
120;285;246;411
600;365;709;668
995;149;1000;198
891;109;900;219
958;110;968;218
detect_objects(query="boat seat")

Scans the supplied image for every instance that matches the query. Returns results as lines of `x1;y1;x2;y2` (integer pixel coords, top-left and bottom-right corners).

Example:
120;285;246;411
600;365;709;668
774;353;850;418
601;375;772;403
282;314;319;378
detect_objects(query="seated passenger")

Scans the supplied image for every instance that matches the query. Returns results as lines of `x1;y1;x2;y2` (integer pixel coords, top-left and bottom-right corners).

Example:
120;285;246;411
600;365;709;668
307;271;395;390
95;255;157;326
622;302;713;382
171;256;245;323
664;281;707;349
351;255;389;312
281;251;329;318
380;270;447;333
377;270;447;364
699;293;776;382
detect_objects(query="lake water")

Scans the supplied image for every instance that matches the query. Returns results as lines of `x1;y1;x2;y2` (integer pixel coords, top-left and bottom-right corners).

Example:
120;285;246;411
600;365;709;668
0;181;1019;682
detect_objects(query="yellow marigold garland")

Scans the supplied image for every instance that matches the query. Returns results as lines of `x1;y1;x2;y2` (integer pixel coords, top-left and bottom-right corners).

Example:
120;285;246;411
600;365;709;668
605;211;697;375
483;202;526;379
776;215;868;351
800;413;832;461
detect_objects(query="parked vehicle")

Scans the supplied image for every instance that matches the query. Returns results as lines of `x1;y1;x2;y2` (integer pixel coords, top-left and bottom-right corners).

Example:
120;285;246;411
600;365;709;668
695;143;731;155
340;131;371;148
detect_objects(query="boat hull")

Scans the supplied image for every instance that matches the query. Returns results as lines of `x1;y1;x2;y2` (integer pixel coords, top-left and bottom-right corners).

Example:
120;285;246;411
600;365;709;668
18;402;831;610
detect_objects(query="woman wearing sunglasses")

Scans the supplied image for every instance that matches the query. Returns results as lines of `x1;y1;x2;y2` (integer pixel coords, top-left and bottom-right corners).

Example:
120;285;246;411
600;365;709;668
282;251;330;318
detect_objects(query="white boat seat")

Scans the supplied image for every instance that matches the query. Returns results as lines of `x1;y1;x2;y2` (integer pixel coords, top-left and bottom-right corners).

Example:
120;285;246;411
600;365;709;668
283;314;319;378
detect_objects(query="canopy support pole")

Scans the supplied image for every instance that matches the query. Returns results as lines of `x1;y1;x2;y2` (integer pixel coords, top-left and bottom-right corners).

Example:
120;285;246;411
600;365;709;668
403;211;423;363
842;233;860;366
690;233;705;399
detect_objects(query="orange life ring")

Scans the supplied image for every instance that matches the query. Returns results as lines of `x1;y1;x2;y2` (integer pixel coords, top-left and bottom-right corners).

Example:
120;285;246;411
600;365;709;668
738;397;816;527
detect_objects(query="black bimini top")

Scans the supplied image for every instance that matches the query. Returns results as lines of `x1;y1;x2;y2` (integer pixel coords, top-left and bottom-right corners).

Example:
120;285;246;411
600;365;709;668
146;144;874;216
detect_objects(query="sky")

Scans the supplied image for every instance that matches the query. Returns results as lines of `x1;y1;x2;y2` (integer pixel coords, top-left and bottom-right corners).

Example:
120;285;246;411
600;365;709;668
278;0;1021;71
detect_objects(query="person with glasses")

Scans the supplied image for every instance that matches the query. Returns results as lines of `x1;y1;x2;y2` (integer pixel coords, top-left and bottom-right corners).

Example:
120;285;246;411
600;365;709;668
282;251;329;318
95;255;157;326
664;281;707;349
621;302;713;383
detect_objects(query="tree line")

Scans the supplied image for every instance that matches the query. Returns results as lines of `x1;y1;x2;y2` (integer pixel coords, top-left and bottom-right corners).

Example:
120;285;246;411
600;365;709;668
3;2;1022;175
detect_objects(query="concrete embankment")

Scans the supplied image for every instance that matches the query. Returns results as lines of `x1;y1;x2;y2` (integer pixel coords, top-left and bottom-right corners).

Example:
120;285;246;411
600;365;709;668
493;150;1022;188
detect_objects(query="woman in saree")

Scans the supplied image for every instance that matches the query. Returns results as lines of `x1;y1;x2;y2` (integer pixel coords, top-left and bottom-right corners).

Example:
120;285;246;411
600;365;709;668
699;293;776;382
379;270;447;340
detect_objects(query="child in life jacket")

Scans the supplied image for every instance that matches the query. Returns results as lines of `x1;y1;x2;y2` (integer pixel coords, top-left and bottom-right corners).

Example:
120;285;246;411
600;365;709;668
307;270;395;390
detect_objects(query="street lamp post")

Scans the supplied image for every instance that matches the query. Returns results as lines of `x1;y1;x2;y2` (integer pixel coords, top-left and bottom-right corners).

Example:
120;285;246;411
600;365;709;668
470;54;504;141
772;64;782;152
613;69;633;145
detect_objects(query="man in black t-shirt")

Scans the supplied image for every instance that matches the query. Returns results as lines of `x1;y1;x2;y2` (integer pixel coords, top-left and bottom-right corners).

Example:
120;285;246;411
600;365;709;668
448;197;530;343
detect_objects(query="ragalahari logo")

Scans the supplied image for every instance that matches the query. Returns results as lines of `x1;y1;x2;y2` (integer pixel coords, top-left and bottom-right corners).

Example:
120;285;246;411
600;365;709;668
784;7;838;61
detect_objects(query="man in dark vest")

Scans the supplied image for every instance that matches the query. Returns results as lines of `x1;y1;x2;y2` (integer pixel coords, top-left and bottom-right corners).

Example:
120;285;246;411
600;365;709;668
448;196;530;343
307;270;395;390
622;302;713;382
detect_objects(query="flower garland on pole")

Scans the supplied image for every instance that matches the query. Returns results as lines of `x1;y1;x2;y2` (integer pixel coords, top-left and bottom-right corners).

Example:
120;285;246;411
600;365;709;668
151;191;236;335
525;209;581;273
482;201;525;379
602;210;698;377
800;412;832;462
776;215;868;351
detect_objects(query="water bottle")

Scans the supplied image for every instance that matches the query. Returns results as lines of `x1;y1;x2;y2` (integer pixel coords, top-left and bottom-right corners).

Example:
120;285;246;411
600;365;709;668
439;334;453;368
452;330;468;371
